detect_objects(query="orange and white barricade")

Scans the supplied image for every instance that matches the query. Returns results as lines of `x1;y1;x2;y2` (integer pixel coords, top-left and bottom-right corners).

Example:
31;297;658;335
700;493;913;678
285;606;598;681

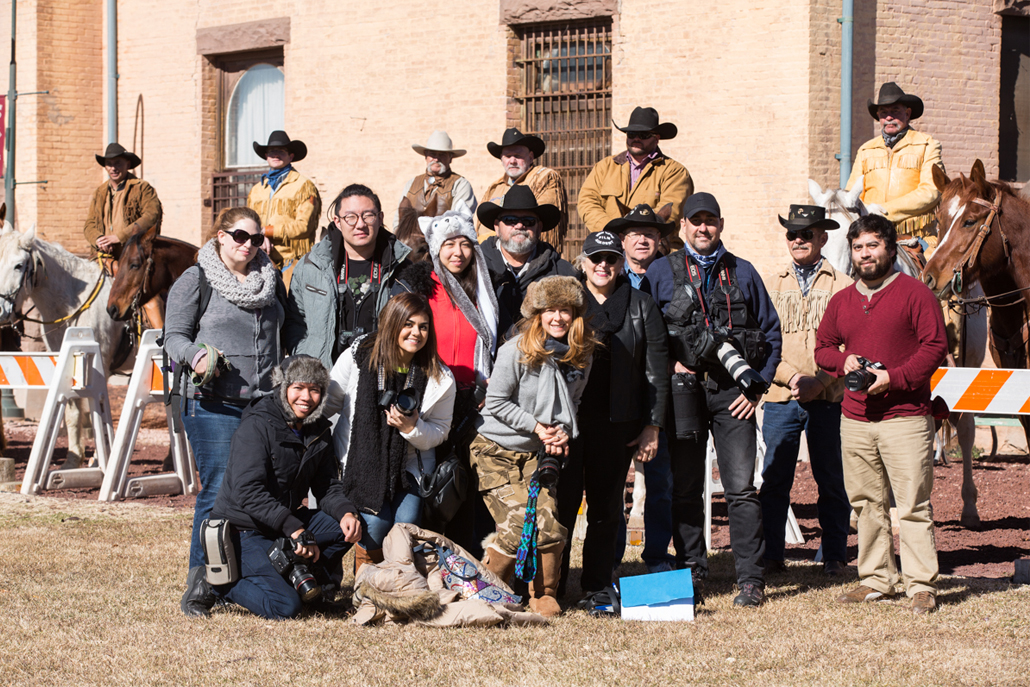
6;327;115;495
931;368;1030;415
99;329;197;501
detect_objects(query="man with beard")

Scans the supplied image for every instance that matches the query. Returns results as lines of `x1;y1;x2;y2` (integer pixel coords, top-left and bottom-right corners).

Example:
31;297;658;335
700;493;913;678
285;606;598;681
845;83;943;248
394;131;477;248
475;128;568;246
815;214;947;615
578;107;692;239
477;185;576;338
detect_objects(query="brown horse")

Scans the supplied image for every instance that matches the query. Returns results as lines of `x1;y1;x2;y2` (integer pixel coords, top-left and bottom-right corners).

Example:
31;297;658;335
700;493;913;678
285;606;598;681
107;224;198;329
921;159;1030;526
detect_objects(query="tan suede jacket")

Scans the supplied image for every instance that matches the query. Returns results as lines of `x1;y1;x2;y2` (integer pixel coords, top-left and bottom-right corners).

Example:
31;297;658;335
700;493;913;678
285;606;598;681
845;128;944;239
83;176;162;250
762;259;850;404
247;168;322;267
577;150;693;234
475;165;569;241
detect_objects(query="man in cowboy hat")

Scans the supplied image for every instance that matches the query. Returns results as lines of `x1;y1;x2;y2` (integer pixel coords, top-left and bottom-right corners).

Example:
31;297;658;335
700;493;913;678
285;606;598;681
846;82;944;247
759;205;851;578
247;130;321;288
475;128;569;246
394;131;477;242
477;185;576;337
578;107;693;240
83;142;163;268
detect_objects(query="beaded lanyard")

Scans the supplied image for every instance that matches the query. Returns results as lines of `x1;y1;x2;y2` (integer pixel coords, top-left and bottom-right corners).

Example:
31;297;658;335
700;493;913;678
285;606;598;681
514;458;544;583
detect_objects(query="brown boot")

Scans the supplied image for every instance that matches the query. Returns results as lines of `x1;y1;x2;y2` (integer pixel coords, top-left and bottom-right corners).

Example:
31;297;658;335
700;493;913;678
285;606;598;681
354;546;384;576
482;547;517;586
529;542;564;618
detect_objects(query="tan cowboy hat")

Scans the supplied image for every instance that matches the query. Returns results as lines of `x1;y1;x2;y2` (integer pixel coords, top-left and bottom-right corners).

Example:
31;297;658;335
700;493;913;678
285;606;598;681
412;130;466;157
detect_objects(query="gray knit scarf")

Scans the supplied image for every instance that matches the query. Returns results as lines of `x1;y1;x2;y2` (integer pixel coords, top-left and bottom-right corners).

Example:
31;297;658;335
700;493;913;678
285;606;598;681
198;239;279;310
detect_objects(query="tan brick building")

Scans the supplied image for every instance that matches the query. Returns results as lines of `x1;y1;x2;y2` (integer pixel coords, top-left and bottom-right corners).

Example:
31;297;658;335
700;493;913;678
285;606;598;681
0;0;1026;277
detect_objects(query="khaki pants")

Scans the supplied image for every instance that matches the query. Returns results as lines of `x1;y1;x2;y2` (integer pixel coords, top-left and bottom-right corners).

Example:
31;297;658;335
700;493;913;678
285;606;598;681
840;415;938;597
469;434;567;556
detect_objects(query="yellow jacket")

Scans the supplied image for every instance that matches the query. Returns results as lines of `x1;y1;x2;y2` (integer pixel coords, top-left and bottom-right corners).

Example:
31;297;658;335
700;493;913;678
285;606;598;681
475;165;568;241
762;259;850;404
845;128;943;238
577;150;692;234
247;169;322;266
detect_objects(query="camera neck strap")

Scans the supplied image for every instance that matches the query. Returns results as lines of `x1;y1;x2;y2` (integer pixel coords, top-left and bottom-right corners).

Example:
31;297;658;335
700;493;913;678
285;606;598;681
685;255;735;331
376;363;415;392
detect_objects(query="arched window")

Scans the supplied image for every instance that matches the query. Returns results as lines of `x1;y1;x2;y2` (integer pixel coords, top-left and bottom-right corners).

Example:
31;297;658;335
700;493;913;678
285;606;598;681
225;63;284;168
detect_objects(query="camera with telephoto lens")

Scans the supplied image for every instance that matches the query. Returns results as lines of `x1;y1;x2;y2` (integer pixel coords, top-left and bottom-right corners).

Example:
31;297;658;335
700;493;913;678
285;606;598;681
670;372;704;440
378;388;421;416
267;533;321;603
844;357;886;392
693;327;769;402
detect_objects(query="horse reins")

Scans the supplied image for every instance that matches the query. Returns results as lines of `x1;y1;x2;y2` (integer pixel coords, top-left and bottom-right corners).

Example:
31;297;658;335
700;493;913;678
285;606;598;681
6;252;107;327
127;253;155;339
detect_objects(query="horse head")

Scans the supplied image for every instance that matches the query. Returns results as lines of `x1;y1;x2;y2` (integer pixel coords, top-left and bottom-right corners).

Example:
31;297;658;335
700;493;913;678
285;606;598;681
921;160;1003;298
107;223;158;321
808;176;870;277
0;224;40;324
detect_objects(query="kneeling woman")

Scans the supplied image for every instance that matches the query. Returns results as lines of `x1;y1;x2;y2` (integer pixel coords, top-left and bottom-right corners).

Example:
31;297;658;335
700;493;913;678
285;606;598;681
472;276;595;617
180;356;363;620
330;293;456;570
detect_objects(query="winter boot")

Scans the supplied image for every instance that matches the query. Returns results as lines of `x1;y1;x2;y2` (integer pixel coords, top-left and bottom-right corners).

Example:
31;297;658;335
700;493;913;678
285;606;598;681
354;546;384;576
482;547;517;586
529;542;564;618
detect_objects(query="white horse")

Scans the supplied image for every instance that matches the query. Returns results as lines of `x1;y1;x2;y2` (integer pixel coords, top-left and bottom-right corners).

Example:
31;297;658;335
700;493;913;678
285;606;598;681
807;176;922;279
0;225;125;468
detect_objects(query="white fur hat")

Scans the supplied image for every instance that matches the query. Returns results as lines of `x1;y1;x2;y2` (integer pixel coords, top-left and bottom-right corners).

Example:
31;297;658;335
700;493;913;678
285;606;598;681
417;204;478;258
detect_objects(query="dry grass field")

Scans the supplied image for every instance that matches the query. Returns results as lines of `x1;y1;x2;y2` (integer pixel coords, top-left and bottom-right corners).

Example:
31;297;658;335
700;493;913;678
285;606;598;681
2;493;1029;687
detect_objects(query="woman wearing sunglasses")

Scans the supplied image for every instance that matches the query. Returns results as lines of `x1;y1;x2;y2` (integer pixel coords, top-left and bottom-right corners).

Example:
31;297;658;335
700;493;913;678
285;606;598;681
165;206;286;607
555;230;669;610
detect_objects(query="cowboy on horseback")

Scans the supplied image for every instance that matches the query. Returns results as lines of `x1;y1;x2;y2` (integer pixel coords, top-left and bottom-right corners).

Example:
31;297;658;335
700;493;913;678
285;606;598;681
83;142;165;328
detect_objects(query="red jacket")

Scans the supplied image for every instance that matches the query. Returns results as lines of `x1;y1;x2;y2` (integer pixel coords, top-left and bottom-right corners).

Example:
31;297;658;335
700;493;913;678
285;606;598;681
428;271;478;387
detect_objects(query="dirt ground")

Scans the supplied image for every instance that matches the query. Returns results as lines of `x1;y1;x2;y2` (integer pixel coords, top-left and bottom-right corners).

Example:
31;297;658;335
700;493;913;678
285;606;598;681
4;386;1029;579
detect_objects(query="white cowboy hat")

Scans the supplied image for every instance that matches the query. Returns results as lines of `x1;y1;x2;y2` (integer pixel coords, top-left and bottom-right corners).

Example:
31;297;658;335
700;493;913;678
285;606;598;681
412;130;466;157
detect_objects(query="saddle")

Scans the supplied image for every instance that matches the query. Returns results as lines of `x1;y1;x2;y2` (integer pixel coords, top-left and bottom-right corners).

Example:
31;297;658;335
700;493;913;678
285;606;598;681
896;234;927;272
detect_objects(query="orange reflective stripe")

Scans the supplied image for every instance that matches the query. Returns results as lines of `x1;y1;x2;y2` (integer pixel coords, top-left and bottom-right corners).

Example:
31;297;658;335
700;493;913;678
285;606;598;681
15;356;45;386
929;368;946;391
954;370;1013;412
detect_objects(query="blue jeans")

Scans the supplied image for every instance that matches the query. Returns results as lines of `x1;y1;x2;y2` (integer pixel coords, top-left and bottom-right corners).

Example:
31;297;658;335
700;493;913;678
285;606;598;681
182;399;244;570
215;509;352;620
760;399;850;563
359;481;422;550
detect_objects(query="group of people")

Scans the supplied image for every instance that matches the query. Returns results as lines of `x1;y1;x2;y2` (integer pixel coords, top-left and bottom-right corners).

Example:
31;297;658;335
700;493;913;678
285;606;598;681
83;82;950;621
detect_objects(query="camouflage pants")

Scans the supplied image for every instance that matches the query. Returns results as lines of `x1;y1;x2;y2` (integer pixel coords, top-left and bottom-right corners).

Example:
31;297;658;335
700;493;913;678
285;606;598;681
469;434;567;556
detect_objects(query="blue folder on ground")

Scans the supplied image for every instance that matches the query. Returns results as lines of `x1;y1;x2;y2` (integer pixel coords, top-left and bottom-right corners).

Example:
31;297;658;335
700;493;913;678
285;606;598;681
619;568;695;621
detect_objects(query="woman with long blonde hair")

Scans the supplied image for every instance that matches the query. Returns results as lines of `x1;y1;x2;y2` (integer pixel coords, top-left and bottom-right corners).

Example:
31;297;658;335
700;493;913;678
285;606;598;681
469;275;595;618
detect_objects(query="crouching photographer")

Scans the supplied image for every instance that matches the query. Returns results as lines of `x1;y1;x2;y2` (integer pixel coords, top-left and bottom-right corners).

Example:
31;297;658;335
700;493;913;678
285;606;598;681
646;193;782;607
180;355;362;620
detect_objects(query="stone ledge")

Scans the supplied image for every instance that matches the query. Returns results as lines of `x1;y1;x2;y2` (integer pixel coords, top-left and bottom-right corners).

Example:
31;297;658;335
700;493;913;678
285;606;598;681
501;0;617;25
196;17;290;56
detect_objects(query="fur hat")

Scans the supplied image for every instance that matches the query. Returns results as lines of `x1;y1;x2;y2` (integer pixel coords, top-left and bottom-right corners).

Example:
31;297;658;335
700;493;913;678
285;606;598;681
520;276;586;320
417;204;478;259
272;355;330;426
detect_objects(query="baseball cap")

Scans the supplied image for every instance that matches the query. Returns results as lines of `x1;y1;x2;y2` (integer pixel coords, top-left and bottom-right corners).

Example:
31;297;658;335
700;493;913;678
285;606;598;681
582;231;624;257
682;192;721;219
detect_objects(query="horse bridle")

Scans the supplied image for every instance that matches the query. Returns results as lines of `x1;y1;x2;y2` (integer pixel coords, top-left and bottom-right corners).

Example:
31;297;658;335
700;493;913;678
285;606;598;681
127;252;155;339
944;191;1010;298
1;245;107;326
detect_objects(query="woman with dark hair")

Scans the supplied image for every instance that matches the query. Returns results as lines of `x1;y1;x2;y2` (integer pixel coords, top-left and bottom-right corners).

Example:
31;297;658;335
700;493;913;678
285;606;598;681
470;276;595;617
557;230;669;609
165;206;285;607
328;292;456;572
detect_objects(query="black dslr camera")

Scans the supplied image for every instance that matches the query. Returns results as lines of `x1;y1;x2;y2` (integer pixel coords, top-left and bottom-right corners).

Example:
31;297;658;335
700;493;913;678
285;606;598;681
536;450;563;488
844;357;886;392
267;532;321;603
378;388;421;416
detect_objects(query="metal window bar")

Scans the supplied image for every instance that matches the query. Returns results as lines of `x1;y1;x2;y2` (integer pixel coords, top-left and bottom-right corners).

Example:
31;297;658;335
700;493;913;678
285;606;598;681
211;169;263;224
516;20;612;259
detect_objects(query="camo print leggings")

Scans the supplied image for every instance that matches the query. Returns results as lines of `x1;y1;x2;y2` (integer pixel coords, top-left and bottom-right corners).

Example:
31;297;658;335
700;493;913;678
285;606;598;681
469;434;568;556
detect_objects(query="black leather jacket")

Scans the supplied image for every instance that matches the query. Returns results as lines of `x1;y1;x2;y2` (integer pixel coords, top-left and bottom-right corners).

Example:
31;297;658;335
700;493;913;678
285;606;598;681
607;286;670;426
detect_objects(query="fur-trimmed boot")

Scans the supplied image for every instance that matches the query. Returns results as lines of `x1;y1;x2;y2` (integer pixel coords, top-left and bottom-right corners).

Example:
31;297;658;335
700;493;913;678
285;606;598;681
529;542;564;618
482;546;517;586
354;546;384;576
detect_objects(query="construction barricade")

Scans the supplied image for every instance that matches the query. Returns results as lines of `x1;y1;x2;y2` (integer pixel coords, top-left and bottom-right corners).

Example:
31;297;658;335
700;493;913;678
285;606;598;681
6;327;115;495
930;367;1030;415
99;329;197;501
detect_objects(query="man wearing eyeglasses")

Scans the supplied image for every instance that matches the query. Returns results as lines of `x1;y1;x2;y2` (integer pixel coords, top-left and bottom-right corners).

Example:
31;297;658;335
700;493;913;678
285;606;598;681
578;107;692;241
477;185;576;338
284;184;412;367
758;205;851;579
646;192;781;607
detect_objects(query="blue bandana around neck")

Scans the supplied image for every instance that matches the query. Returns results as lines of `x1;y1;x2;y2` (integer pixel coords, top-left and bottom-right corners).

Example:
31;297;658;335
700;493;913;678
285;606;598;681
262;164;293;192
685;242;726;273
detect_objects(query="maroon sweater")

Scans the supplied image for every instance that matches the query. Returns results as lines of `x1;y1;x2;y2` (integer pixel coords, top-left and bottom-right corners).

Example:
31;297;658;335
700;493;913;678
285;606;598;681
814;272;947;422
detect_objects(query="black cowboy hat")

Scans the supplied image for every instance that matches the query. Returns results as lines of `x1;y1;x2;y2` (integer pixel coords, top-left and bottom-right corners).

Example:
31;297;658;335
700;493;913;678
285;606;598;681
867;82;924;120
253;130;308;162
777;204;840;231
614;106;677;140
487;127;546;159
95;142;141;169
475;184;561;231
603;203;677;237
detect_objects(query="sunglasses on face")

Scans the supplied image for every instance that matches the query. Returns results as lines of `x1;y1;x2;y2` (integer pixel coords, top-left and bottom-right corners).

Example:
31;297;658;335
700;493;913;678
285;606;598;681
498;215;539;228
786;229;815;242
627;132;657;141
227;229;264;247
588;253;621;265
